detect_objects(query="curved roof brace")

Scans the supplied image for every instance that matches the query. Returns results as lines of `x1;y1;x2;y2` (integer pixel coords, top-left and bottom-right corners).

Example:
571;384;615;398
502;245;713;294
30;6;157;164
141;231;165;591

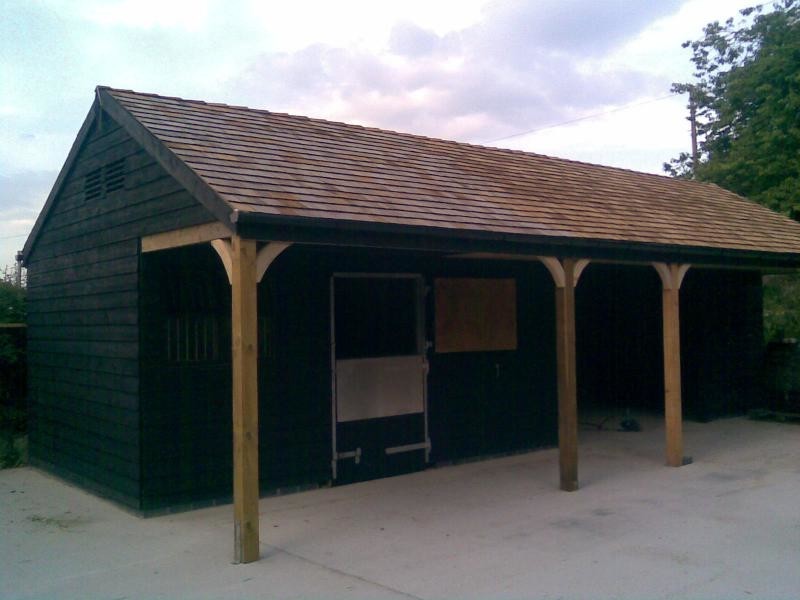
256;242;292;283
211;239;292;285
537;256;591;288
210;239;233;284
652;262;691;290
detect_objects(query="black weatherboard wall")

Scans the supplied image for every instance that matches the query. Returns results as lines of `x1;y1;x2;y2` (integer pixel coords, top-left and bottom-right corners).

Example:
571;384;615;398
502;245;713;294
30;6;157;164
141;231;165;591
139;245;233;510
136;245;560;510
30;202;766;515
681;269;764;420
576;265;664;414
574;264;764;419
25;110;216;510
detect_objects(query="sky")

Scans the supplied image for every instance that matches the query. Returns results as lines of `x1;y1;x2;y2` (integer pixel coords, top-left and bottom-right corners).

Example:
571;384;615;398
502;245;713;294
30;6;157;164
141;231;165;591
0;0;759;269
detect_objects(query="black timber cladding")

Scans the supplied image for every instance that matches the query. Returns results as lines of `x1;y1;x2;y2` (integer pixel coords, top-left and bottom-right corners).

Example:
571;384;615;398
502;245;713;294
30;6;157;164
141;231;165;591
137;245;766;511
575;265;764;420
25;111;216;510
137;245;561;511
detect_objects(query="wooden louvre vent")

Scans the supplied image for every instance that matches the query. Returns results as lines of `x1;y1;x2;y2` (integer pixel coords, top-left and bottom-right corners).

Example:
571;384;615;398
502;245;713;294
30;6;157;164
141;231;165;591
83;167;102;201
84;158;125;201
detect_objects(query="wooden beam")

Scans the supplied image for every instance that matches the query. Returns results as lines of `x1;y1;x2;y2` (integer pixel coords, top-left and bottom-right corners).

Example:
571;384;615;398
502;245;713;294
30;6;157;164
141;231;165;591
231;235;260;563
539;257;588;491
449;253;783;273
653;262;691;467
141;222;231;253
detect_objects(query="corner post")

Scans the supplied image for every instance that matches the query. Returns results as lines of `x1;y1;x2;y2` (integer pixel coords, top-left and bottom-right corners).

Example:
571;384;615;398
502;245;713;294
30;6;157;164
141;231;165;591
653;262;690;467
231;235;260;563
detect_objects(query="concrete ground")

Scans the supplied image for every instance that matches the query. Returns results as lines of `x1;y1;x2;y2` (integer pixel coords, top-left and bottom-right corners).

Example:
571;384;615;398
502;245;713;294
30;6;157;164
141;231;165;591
2;415;799;600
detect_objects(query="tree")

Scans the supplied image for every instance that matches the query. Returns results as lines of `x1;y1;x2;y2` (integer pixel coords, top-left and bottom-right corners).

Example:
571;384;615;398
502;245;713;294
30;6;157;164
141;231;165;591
0;282;25;325
665;0;800;219
0;281;25;367
666;1;800;340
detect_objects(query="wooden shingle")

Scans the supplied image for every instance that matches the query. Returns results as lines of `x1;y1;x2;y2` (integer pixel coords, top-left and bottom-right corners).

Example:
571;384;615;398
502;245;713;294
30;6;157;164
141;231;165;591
101;87;800;257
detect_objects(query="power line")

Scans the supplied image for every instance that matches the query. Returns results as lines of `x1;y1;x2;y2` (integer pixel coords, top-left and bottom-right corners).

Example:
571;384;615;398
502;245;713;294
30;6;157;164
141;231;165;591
0;233;28;241
485;92;680;144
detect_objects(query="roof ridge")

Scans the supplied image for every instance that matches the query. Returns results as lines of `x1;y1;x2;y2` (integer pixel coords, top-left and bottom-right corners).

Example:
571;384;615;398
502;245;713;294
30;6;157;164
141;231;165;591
99;85;264;115
102;86;719;191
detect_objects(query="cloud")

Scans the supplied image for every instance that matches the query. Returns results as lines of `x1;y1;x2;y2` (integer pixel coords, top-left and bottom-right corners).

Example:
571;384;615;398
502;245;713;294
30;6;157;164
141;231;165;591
231;0;685;143
390;22;442;57
0;171;56;215
472;0;684;59
0;171;54;266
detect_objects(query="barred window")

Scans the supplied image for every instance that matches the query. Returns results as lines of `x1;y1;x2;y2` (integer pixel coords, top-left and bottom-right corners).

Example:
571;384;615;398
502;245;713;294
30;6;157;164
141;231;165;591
166;314;221;362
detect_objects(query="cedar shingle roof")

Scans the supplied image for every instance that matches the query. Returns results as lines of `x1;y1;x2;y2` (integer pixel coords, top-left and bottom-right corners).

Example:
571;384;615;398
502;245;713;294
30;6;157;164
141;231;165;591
46;87;800;261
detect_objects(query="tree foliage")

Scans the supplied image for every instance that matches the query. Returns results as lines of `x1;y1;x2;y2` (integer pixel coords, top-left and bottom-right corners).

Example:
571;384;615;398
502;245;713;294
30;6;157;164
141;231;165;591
763;273;800;340
0;282;25;325
0;282;25;367
666;1;800;341
665;1;800;219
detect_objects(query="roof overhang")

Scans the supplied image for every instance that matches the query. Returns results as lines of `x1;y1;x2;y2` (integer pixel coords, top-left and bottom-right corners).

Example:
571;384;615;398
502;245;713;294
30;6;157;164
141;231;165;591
232;209;800;271
23;86;800;274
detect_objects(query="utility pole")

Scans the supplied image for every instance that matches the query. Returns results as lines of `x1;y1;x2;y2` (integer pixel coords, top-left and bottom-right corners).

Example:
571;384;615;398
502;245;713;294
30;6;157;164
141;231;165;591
15;251;23;287
689;97;699;175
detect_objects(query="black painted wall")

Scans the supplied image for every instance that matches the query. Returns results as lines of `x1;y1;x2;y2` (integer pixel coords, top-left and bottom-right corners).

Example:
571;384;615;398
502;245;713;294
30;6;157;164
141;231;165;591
575;264;764;420
137;246;560;510
576;264;664;414
682;269;764;420
26;112;215;510
426;258;558;461
139;245;232;509
137;249;766;511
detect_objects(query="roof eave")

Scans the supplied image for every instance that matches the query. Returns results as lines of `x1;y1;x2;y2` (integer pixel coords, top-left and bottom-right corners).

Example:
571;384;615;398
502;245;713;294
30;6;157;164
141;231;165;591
233;210;800;271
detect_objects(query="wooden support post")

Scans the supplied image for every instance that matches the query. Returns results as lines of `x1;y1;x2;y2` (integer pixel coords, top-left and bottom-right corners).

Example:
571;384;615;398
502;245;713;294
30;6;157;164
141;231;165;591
539;257;588;491
231;236;260;563
662;284;683;467
653;263;690;468
555;259;579;491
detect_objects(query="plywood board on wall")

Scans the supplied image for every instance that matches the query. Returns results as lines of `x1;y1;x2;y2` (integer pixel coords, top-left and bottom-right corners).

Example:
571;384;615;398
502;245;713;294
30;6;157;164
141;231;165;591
435;278;517;353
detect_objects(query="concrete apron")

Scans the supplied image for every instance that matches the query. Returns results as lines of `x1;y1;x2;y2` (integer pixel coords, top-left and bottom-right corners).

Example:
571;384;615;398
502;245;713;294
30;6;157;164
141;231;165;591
2;415;799;600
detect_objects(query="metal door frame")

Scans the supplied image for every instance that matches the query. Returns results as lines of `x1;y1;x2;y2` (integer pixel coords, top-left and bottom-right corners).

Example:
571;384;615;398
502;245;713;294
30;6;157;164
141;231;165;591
330;272;429;479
